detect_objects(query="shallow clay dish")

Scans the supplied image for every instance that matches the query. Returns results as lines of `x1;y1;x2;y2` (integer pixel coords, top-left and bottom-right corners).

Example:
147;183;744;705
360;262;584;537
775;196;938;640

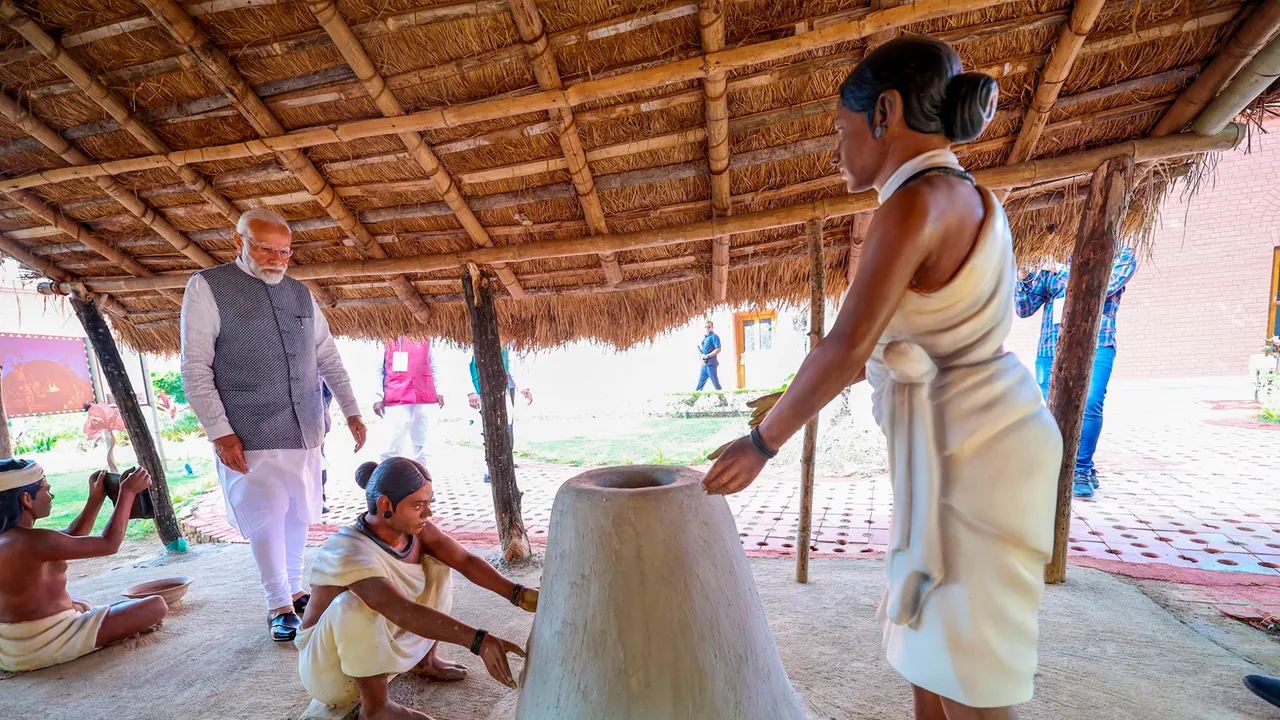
122;576;194;605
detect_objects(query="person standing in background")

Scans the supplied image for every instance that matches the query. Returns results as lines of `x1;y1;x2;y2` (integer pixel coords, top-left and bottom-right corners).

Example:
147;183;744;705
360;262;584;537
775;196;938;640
468;345;532;484
373;338;445;468
1014;246;1137;499
696;320;722;390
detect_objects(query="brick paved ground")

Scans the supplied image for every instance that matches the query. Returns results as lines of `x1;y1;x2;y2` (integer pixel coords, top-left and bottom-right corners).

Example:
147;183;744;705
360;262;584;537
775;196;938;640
182;381;1280;576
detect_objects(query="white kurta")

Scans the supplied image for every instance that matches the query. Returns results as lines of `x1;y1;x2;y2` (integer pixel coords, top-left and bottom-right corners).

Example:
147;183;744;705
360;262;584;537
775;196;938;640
180;258;360;537
296;527;454;707
863;154;1062;708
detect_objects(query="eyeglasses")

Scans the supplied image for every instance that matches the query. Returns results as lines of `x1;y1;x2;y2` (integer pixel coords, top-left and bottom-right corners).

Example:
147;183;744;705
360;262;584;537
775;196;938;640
245;236;294;259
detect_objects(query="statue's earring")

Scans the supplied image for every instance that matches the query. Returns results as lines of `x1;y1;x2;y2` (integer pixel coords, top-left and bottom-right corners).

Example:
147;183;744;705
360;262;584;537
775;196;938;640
383;511;392;519
873;124;884;139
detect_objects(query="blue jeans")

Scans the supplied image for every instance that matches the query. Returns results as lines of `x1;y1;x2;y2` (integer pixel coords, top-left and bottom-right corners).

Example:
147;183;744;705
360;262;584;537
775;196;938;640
1035;346;1116;475
697;363;722;390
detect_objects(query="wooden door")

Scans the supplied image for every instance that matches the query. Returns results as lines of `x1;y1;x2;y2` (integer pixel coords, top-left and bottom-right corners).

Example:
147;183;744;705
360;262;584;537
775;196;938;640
733;310;776;389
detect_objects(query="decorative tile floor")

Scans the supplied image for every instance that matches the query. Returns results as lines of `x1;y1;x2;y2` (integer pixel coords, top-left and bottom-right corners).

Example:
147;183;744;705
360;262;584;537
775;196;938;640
182;386;1280;576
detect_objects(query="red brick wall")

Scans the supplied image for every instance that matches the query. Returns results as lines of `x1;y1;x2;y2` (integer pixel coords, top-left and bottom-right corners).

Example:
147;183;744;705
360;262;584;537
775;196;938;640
1006;117;1280;379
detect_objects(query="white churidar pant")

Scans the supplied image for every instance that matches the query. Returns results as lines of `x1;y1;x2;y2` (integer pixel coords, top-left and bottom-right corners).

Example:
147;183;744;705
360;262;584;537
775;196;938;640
379;403;437;467
216;447;323;610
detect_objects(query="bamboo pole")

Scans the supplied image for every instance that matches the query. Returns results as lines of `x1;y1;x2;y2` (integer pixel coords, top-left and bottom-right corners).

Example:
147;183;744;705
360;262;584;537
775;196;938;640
12;88;1211;272
140;0;433;322
1045;155;1134;584
18;67;1188;247
71;295;186;551
0;0;240;224
0;91;219;270
847;214;870;288
0;0;1012;194
507;0;624;285
303;0;525;298
698;0;732;301
1153;0;1280;135
1191;35;1280;135
462;266;532;563
1006;0;1107;164
797;218;825;584
41;128;1242;296
3;189;187;309
0;0;1221;162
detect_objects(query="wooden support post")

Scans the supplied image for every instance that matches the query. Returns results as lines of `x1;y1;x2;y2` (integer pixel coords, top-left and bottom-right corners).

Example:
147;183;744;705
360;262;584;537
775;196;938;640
70;295;185;551
1044;156;1134;584
462;266;531;563
0;365;11;457
796;218;826;583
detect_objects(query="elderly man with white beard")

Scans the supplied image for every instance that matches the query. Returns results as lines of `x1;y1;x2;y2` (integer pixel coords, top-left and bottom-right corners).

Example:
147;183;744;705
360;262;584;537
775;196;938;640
180;208;367;642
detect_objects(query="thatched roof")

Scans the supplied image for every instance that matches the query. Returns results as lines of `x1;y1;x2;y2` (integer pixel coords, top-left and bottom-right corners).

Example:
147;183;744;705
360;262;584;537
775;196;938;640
0;0;1275;353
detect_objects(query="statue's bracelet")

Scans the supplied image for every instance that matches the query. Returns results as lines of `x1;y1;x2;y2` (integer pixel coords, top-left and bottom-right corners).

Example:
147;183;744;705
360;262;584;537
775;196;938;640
749;427;779;459
470;629;489;655
509;583;524;606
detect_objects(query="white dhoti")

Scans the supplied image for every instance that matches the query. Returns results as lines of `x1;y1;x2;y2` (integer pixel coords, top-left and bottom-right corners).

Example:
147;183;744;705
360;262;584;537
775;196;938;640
380;403;437;467
865;181;1062;708
296;526;454;708
0;601;109;673
217;447;323;609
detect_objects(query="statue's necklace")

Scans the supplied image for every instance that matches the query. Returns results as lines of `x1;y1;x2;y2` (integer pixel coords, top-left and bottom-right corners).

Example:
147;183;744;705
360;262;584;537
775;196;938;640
355;515;415;560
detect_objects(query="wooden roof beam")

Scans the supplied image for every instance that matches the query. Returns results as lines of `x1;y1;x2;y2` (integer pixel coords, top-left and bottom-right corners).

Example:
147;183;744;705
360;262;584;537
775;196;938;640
19;87;1184;256
0;91;219;270
138;0;429;320
0;2;341;307
1153;0;1280;135
698;0;731;301
507;0;623;285
0;234;134;319
0;0;1238;195
3;189;183;308
0;0;241;224
45;128;1243;295
302;0;525;298
1005;0;1108;165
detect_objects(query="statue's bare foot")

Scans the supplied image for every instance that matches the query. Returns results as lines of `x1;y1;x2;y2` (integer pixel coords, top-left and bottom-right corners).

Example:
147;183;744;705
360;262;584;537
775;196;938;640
409;650;468;682
359;700;435;720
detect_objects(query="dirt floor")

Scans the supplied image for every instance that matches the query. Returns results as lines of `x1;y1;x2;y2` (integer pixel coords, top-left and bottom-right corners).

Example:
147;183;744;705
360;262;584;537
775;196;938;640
2;542;1278;720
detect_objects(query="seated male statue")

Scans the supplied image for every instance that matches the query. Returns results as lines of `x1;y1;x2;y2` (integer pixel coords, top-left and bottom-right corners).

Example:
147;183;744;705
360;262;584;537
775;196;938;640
297;457;536;720
0;459;168;673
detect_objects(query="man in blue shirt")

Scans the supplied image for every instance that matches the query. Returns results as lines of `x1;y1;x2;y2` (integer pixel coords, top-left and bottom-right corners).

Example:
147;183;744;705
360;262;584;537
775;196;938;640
697;320;723;390
1014;247;1138;499
467;346;532;484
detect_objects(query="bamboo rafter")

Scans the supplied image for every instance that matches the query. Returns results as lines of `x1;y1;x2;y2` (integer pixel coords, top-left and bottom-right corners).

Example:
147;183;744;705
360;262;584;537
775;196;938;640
0;0;241;223
1006;0;1107;164
698;0;732;301
0;0;1237;199
0;0;1017;194
2;189;184;309
13;84;1182;257
1152;0;1280;135
0;91;218;271
139;0;433;322
302;0;525;299
37;128;1243;296
0;234;135;320
507;0;624;285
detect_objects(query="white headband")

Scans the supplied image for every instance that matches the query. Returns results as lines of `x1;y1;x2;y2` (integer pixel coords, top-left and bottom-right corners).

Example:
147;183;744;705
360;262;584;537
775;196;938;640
0;461;45;493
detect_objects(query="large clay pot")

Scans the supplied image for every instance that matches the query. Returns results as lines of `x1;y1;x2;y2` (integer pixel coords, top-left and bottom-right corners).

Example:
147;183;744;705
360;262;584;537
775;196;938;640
515;465;805;719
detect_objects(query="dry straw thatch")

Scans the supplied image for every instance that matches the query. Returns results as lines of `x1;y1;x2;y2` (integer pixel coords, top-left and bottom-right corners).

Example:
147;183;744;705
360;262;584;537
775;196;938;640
0;0;1275;353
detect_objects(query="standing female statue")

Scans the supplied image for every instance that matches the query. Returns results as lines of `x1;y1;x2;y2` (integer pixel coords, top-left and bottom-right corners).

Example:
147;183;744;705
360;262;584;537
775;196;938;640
703;35;1062;719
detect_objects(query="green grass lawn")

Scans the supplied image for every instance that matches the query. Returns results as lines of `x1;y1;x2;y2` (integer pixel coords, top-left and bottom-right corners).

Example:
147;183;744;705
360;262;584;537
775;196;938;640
35;460;217;541
510;417;739;466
